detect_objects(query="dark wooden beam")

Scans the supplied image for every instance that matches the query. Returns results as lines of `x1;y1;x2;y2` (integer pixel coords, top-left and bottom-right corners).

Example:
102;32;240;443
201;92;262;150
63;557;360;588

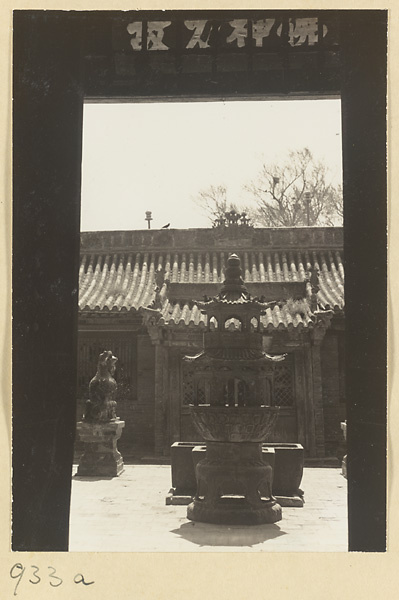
341;10;387;552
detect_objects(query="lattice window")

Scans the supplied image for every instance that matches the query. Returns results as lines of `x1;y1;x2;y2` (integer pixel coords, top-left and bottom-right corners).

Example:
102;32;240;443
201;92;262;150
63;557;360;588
273;355;295;407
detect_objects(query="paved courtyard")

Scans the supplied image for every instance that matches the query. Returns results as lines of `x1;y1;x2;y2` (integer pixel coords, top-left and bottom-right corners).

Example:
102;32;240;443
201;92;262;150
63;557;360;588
69;465;347;552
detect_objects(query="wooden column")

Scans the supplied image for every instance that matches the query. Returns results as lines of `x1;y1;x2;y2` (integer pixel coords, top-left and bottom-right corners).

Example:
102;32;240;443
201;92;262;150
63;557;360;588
13;12;83;551
340;11;387;551
169;348;182;445
310;332;327;458
154;343;169;455
293;349;309;452
302;343;318;457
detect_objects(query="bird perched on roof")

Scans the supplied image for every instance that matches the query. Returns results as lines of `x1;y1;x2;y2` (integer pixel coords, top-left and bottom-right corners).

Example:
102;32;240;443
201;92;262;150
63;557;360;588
161;223;170;229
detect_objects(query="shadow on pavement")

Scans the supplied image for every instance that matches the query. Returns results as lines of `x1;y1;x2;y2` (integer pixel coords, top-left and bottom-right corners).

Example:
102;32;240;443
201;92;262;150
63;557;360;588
171;521;286;547
73;475;115;482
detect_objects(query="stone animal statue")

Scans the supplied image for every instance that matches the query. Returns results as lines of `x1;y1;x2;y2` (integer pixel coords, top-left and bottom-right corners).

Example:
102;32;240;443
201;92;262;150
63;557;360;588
84;350;118;423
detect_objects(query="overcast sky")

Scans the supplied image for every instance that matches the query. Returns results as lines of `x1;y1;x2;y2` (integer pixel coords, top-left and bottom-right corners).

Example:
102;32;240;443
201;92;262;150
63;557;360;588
80;98;342;232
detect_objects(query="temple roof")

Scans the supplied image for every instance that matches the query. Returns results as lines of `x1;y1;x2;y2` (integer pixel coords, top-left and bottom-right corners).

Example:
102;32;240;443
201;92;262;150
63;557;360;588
79;227;344;330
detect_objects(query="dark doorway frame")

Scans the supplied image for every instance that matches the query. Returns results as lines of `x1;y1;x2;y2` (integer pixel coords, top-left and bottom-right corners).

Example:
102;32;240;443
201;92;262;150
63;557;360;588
12;10;387;551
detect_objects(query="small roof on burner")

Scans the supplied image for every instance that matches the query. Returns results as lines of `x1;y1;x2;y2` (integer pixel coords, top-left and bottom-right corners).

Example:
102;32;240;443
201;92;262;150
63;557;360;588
200;253;278;313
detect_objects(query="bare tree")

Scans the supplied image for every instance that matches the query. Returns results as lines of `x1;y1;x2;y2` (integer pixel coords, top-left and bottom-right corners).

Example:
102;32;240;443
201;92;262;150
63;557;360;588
246;148;343;227
195;184;254;226
195;185;234;224
323;183;344;226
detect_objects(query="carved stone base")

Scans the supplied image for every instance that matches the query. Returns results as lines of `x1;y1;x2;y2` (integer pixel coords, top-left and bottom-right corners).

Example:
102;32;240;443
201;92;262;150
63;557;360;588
187;441;282;525
187;497;282;525
166;491;303;508
76;420;125;477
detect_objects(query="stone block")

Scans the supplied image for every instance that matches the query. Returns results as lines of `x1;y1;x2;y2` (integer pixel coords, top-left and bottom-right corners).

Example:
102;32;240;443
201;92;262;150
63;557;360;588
262;443;304;496
170;441;202;495
261;446;303;506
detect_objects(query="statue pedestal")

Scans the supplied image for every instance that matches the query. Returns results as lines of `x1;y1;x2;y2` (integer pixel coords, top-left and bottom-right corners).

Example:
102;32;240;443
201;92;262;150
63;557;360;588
76;419;125;477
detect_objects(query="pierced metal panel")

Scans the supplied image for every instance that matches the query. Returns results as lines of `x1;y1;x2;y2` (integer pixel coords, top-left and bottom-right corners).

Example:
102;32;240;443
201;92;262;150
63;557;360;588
182;363;206;406
182;369;195;406
197;385;206;405
273;355;294;407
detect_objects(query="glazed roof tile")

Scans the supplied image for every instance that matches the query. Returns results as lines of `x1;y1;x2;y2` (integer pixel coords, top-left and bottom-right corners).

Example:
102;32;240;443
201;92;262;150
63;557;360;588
79;230;344;331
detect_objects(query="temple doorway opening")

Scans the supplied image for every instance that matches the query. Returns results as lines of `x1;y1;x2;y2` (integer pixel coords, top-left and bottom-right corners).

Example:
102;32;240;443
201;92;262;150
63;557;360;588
76;97;344;463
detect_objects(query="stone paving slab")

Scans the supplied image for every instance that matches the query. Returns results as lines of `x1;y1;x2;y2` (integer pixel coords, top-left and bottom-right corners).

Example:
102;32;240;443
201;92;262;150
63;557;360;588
69;465;348;552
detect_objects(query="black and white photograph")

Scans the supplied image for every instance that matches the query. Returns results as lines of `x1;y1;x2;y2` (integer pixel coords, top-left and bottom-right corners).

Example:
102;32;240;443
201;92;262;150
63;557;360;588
10;4;388;586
